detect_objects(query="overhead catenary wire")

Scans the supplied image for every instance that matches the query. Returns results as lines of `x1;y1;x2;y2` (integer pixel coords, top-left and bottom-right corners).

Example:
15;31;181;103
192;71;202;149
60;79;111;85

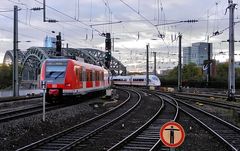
34;0;103;35
0;13;93;48
119;0;164;38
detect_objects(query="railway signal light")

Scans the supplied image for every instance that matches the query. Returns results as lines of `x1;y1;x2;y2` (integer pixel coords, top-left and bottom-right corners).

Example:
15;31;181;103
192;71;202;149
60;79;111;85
56;32;62;56
105;33;111;68
105;33;111;50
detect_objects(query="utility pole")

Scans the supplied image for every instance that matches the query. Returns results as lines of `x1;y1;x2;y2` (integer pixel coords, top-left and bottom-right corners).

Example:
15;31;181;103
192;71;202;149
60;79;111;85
227;0;236;101
207;42;211;84
146;44;149;87
178;33;182;92
153;52;157;75
13;5;19;97
43;0;46;22
66;43;68;51
112;38;114;52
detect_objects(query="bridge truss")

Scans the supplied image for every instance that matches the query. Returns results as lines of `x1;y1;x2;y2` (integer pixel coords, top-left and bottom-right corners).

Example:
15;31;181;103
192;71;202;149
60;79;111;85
3;47;127;83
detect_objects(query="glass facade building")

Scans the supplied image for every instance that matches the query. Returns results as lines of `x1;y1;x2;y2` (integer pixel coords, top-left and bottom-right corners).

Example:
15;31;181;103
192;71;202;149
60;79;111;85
44;36;56;48
183;42;212;66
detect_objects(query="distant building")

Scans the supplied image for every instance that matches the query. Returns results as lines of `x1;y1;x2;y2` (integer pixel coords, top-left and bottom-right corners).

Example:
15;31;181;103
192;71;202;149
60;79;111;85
183;47;191;65
44;36;56;48
183;42;213;66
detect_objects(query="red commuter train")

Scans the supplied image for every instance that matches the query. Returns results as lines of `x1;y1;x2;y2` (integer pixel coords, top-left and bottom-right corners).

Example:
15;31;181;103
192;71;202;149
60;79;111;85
40;58;111;103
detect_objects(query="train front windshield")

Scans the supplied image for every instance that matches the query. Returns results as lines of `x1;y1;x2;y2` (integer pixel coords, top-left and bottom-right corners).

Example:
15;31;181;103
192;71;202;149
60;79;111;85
45;62;67;80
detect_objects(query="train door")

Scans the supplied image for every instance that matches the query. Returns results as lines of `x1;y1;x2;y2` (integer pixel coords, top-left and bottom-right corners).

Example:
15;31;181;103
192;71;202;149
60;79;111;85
86;69;93;88
92;70;95;88
101;71;104;87
78;66;83;88
82;66;86;89
95;71;100;87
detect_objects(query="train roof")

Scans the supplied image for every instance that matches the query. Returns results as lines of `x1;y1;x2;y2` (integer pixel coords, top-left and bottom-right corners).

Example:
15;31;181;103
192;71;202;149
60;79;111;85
44;58;107;71
112;75;159;79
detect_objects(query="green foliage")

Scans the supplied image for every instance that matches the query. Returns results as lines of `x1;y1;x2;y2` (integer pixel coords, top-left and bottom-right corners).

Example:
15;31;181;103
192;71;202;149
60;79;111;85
165;66;178;80
213;62;228;81
0;64;12;89
163;63;202;81
182;63;202;81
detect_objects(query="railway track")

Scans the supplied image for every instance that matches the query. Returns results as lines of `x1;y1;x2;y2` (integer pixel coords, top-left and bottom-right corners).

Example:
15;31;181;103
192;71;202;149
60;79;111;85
175;98;240;150
17;89;142;151
72;89;163;150
108;91;179;151
173;91;240;100
0;95;42;103
156;91;240;150
172;94;240;111
0;103;66;123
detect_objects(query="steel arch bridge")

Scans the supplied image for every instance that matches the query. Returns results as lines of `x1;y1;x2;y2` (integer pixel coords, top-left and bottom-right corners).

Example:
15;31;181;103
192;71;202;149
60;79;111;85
3;47;127;83
3;49;25;65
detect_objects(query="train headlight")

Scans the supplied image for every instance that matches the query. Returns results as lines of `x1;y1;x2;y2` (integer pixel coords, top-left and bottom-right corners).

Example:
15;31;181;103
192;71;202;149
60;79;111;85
65;83;71;87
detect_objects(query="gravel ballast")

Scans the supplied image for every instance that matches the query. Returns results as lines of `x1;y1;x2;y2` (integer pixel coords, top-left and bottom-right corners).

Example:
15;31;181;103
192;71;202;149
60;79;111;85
0;90;128;151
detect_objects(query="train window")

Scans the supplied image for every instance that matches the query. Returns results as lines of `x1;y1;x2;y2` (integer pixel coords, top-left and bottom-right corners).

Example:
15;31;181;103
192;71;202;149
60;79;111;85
95;71;99;81
90;71;93;81
152;77;159;81
79;68;82;81
46;65;66;79
86;70;90;81
75;67;78;79
90;70;94;81
46;65;66;73
82;70;86;81
99;71;102;81
102;72;104;81
87;72;89;81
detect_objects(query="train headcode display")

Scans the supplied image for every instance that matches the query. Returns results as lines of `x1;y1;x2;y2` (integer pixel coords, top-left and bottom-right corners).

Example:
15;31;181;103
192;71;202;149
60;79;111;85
159;121;185;148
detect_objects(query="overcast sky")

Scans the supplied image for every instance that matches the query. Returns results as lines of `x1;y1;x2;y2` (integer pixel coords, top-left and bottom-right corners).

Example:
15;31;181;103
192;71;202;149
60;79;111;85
1;0;240;72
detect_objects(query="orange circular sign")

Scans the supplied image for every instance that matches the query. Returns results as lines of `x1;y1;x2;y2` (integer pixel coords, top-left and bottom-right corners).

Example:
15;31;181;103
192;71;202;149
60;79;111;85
159;121;185;148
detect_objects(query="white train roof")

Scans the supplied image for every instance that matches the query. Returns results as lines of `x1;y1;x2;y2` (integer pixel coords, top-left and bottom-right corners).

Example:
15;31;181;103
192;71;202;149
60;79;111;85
112;75;159;79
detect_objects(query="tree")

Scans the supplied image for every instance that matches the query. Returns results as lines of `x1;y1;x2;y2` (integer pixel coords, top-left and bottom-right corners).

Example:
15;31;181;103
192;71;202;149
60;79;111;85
0;64;12;89
182;63;202;81
214;62;228;81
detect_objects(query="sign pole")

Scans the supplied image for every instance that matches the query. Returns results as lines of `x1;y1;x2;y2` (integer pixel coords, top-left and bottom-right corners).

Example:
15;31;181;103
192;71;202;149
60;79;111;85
42;81;46;122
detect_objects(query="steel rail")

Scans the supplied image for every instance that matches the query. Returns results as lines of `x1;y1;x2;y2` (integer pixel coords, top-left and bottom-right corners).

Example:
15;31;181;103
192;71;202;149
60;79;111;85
59;89;142;150
108;91;179;151
176;98;240;151
17;89;135;151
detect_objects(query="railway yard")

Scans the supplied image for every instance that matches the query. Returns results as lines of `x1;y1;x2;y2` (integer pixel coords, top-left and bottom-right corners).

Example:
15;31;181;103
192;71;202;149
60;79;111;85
0;87;239;151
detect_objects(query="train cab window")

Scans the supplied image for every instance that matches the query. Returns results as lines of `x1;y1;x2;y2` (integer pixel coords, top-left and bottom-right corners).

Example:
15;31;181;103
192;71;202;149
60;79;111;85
46;65;66;79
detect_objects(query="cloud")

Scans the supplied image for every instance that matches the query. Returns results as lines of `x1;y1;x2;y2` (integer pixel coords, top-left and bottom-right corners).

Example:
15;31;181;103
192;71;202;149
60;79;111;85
0;0;239;71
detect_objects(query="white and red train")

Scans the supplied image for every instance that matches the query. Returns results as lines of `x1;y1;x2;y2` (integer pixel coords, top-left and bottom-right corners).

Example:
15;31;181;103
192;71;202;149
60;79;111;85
40;58;111;103
112;75;161;87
